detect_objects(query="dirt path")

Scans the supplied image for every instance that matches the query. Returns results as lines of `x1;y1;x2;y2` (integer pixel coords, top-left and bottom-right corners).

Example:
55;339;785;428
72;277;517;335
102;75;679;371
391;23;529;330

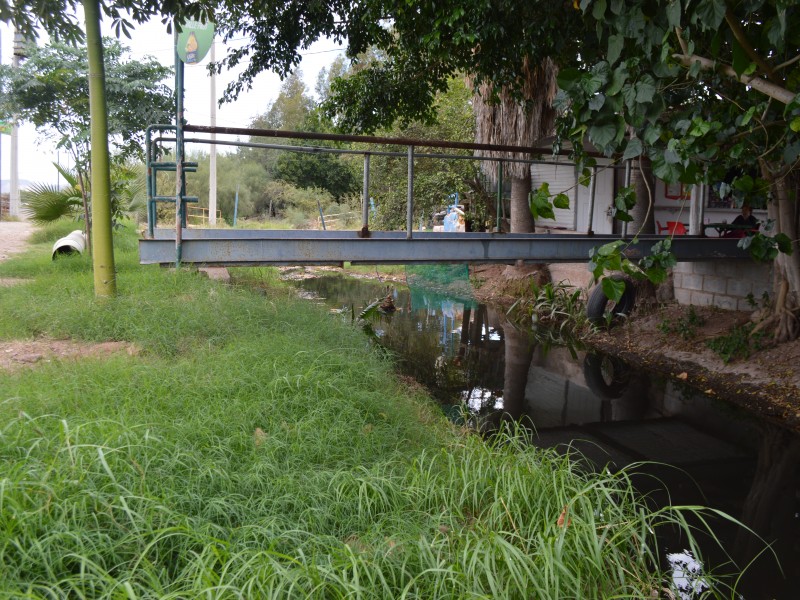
0;221;35;261
0;221;35;287
0;221;138;369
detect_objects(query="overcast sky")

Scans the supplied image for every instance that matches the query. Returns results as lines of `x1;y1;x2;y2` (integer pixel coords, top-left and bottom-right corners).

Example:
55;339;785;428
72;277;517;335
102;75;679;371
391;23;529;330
0;15;344;187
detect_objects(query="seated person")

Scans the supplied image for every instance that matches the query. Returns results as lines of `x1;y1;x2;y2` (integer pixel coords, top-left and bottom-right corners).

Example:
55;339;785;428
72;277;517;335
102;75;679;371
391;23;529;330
724;204;759;237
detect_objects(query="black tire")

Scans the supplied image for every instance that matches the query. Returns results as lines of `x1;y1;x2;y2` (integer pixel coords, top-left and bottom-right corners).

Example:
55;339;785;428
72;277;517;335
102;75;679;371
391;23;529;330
583;352;631;400
586;275;636;324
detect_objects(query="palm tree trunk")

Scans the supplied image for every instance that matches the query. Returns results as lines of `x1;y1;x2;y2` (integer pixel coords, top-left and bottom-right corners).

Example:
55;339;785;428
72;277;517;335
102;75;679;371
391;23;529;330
83;0;116;297
510;172;535;233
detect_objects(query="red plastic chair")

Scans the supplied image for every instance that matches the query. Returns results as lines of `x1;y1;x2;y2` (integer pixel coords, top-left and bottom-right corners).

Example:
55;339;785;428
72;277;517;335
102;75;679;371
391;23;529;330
666;221;687;235
658;221;686;235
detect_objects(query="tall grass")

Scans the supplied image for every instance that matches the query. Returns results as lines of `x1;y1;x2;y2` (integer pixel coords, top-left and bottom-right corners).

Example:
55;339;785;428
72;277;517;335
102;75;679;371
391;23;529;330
0;223;742;598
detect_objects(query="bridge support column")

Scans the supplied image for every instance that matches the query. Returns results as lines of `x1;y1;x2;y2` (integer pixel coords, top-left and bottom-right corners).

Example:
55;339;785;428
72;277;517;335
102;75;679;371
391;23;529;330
587;166;597;235
407;145;414;240
361;153;370;237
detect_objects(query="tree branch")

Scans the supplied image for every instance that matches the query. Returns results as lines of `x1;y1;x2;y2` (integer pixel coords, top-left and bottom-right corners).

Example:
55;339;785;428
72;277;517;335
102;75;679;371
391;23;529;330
724;4;776;80
674;27;688;56
673;53;795;105
775;54;800;72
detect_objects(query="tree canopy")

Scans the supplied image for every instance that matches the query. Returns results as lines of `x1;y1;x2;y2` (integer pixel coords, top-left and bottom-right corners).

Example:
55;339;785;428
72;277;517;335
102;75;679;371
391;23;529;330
0;38;173;167
209;1;587;133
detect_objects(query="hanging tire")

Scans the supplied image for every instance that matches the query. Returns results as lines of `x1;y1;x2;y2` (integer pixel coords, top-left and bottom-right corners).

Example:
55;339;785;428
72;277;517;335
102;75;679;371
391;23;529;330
586;275;636;324
583;352;631;400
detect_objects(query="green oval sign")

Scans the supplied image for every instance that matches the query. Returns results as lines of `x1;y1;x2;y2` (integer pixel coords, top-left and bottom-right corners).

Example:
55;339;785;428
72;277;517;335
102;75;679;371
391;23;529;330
176;19;215;64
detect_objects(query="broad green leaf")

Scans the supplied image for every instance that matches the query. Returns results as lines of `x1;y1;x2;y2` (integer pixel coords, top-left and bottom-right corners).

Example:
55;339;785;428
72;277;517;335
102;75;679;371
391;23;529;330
731;39;750;78
740;106;756;127
645;266;668;284
592;0;607;20
621;83;637;109
585;62;611;94
733;174;754;192
557;68;582;92
553;193;570;209
622;137;643;160
588;121;619;149
589;93;606;110
710;30;722;58
607;64;628;96
601;277;626;302
694;0;726;30
790;117;800;133
529;184;556;221
689;118;711;137
775;233;793;254
635;75;656;103
598;240;624;257
666;0;681;28
652;156;682;181
643;125;662;145
607;34;623;65
783;140;800;164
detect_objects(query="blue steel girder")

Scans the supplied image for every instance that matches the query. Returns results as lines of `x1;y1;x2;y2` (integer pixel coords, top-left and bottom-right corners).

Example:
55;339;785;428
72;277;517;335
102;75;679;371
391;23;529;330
139;229;750;266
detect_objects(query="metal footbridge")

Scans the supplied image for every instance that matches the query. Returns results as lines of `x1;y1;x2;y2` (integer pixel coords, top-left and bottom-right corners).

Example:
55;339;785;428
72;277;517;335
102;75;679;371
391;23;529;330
139;41;749;268
140;228;748;266
139;125;747;267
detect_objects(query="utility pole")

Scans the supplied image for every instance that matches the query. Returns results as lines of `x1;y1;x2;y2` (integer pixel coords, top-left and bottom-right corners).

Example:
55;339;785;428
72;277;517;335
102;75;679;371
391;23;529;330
208;39;217;225
10;30;26;218
1;28;4;219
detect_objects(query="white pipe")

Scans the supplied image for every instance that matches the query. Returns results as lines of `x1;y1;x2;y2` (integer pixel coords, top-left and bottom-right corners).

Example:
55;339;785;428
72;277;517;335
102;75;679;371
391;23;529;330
52;230;87;258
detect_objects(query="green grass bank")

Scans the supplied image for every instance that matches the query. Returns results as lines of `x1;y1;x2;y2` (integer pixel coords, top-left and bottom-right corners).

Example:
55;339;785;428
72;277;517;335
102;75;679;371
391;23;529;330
0;222;734;598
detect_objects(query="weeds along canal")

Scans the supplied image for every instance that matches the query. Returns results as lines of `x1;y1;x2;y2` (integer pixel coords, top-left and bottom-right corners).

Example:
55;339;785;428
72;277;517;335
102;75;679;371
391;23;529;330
287;271;799;599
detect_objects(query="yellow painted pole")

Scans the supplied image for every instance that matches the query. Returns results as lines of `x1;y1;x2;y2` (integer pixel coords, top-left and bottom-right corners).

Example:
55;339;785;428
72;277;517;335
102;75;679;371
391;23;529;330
82;0;116;297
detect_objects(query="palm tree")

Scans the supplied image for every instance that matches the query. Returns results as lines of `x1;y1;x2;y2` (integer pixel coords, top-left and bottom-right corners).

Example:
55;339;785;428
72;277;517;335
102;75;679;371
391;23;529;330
472;57;559;233
21;165;86;225
22;162;146;240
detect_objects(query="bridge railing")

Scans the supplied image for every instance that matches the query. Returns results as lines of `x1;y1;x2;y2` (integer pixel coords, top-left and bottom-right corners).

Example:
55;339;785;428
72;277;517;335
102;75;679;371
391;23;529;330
147;124;595;241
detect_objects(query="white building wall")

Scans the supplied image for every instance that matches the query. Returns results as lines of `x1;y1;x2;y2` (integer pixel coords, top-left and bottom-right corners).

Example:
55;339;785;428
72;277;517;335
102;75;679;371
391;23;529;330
575;167;615;234
531;159;578;230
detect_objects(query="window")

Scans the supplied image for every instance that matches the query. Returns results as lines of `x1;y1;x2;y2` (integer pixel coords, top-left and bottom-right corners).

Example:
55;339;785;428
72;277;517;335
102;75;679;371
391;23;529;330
665;182;691;200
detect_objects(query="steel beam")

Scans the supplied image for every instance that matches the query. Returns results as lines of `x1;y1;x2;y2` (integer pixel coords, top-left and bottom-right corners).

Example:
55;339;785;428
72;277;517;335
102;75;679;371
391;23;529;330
140;230;750;266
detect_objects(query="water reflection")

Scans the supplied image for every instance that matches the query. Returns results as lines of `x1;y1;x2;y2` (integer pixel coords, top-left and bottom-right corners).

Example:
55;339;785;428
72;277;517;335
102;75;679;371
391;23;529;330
291;274;799;599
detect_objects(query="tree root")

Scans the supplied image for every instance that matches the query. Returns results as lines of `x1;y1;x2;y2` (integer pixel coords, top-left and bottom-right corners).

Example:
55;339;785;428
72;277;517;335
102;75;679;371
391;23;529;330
750;279;800;343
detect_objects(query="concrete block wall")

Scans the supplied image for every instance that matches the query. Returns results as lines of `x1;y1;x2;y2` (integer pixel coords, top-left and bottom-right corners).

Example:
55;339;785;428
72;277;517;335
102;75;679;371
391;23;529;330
672;260;772;311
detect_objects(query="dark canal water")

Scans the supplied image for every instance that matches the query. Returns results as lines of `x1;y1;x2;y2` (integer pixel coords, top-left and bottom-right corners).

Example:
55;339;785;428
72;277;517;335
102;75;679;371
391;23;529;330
291;273;799;599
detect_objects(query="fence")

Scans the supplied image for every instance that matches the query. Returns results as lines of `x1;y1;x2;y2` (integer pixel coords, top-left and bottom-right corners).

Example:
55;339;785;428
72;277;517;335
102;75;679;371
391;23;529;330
187;206;221;227
317;211;358;230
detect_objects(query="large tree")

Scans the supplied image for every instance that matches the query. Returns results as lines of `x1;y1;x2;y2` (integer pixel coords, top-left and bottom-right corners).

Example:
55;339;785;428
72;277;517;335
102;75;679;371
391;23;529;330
556;1;800;341
362;74;482;231
249;71;359;200
3;0;211;297
472;59;559;233
0;37;173;181
208;0;800;340
211;2;583;234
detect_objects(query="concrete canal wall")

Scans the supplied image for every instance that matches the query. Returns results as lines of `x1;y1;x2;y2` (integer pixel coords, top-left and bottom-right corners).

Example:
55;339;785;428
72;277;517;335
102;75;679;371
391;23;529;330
673;260;773;311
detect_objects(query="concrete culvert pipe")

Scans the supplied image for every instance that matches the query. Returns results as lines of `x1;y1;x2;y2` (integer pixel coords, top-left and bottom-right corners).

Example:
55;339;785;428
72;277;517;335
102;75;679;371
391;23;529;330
52;230;87;259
